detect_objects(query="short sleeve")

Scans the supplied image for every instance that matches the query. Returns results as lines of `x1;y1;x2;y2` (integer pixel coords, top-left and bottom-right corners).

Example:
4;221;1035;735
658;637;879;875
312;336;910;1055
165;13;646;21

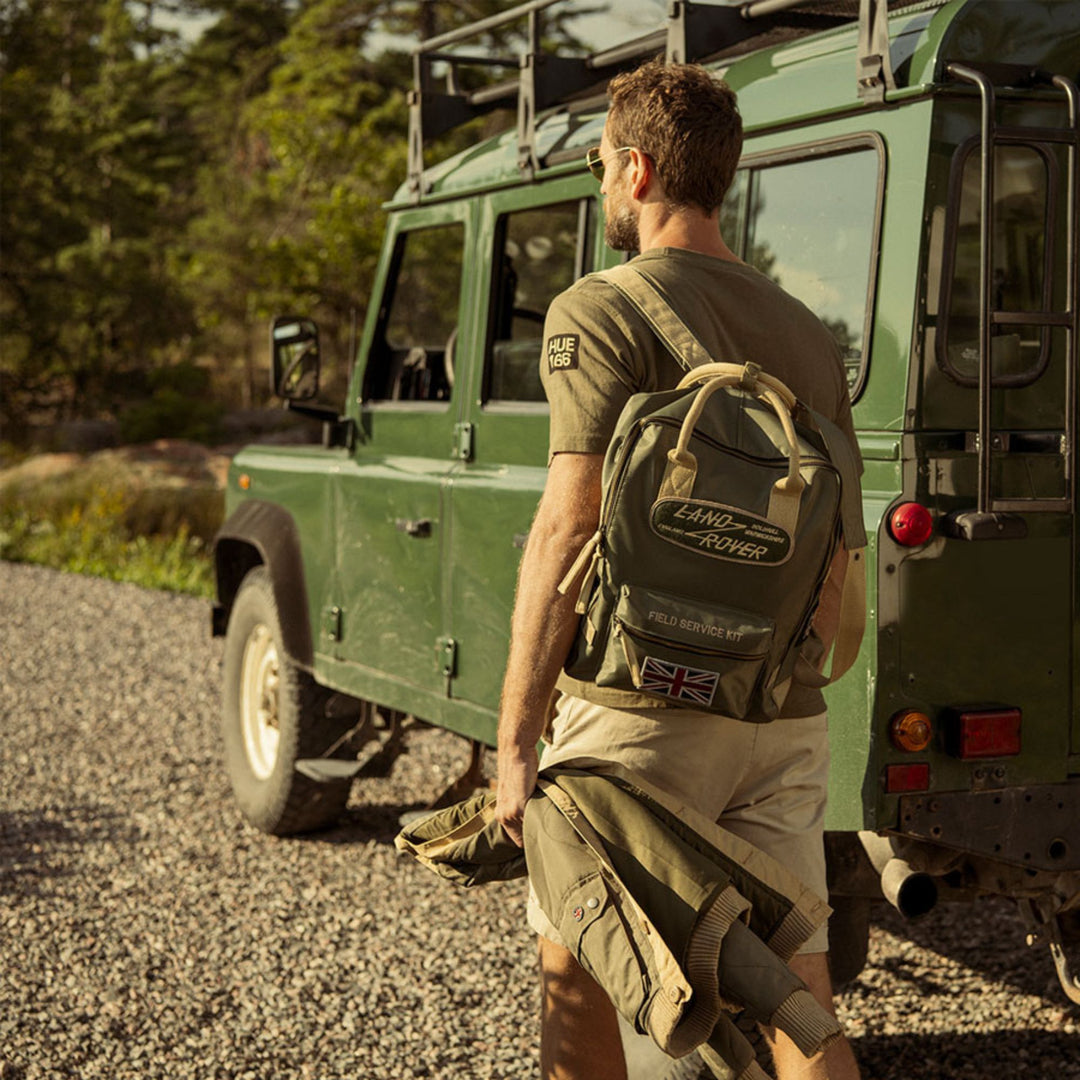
539;281;643;462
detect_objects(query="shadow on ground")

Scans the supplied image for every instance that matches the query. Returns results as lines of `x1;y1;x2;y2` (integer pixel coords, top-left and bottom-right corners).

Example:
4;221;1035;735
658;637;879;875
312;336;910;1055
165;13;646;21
850;1029;1077;1079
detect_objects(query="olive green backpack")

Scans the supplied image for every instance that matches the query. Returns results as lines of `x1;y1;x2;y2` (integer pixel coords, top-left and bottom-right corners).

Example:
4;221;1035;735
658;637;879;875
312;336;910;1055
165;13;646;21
560;264;867;723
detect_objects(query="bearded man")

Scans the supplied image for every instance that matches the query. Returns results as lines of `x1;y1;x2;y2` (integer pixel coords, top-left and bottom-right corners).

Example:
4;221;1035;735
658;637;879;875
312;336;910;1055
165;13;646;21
495;60;863;1080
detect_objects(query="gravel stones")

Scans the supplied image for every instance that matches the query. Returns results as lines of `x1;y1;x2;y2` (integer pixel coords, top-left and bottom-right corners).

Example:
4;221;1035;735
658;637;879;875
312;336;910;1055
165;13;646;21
0;562;1075;1078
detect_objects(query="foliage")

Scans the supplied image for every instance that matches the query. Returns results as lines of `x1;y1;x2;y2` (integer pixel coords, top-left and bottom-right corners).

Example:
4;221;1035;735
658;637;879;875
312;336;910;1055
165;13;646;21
0;485;216;597
0;0;597;443
0;0;200;436
118;362;226;445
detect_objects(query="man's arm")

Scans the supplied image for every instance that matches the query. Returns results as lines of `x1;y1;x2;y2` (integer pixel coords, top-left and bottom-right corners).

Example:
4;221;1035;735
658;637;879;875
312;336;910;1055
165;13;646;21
495;452;604;846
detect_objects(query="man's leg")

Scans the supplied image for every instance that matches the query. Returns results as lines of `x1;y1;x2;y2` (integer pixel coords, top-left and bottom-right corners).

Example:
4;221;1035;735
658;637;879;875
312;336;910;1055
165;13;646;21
539;935;628;1080
765;952;860;1080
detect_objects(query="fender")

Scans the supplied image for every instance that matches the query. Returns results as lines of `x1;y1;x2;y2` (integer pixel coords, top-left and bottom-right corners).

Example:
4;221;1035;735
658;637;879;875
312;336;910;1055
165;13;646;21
211;499;314;670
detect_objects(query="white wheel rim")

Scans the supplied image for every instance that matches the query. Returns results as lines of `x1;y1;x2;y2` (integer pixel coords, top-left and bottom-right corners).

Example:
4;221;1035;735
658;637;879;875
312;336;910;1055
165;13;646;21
239;623;281;781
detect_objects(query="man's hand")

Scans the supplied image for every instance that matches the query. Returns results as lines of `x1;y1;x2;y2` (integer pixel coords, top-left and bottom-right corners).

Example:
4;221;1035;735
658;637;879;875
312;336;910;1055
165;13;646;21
495;745;539;848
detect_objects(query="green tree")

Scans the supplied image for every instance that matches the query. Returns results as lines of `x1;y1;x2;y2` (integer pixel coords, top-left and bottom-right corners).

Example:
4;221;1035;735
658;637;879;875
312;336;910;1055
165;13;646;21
0;0;198;440
176;0;594;406
163;0;295;406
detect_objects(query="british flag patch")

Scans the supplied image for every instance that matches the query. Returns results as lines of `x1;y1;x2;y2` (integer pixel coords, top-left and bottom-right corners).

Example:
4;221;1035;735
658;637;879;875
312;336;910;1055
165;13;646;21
639;657;719;707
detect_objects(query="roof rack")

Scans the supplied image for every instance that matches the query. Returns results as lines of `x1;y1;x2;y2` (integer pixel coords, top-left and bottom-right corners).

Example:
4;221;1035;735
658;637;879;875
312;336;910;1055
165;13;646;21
406;0;904;200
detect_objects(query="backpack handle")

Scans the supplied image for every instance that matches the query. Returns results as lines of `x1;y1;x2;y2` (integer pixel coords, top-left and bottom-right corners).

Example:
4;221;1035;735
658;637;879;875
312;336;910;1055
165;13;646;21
660;362;806;534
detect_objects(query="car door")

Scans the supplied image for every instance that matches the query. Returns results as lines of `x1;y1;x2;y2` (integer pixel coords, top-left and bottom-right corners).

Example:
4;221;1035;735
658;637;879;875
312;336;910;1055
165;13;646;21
445;183;597;726
332;204;472;710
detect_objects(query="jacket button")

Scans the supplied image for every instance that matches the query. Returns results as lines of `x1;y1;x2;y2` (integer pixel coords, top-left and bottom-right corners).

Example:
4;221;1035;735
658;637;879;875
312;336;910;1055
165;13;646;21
586;897;599;909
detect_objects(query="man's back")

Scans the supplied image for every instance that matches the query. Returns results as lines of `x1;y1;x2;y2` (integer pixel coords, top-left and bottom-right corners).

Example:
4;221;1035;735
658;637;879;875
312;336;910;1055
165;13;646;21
541;247;857;465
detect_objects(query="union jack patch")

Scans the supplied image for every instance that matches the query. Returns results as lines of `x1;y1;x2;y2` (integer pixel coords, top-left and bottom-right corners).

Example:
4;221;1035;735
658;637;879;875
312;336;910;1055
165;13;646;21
639;656;719;707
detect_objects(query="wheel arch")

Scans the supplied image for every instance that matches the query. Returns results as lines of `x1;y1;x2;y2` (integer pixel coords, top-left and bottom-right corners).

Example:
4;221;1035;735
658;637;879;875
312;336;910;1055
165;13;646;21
212;500;315;670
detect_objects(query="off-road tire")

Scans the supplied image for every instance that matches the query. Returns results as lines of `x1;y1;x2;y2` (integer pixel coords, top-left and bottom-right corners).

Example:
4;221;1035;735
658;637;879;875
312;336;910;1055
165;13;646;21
222;566;357;835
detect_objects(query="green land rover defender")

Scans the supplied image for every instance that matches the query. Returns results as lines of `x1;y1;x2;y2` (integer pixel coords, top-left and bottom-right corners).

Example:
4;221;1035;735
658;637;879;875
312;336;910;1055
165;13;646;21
212;0;1080;1000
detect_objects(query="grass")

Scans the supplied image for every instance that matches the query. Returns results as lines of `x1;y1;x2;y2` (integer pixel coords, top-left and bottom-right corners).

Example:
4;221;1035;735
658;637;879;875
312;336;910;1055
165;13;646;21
0;474;221;598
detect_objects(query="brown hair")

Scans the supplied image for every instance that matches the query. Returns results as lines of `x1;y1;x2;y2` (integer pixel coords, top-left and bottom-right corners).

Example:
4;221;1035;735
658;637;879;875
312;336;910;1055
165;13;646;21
606;61;742;214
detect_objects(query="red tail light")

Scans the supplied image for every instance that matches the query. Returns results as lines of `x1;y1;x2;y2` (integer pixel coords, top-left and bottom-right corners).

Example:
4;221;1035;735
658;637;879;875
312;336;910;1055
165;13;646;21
885;763;930;793
948;708;1022;759
888;502;934;546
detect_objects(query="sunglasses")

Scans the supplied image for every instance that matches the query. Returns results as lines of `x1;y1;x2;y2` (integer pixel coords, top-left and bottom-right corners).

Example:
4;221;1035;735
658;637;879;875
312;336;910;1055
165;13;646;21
585;145;635;182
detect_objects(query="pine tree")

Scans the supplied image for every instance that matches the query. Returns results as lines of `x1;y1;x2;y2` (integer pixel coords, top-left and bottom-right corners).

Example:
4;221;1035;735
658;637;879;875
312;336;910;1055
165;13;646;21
1;0;197;438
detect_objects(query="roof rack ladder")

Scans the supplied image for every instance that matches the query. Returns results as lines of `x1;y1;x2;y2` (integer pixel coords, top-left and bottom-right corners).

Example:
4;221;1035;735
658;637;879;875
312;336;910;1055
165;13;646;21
666;0;851;67
855;0;896;102
408;0;910;199
944;64;1079;540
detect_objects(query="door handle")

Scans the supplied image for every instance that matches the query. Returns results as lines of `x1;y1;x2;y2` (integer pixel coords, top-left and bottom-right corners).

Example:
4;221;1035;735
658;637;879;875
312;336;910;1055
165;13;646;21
395;517;432;538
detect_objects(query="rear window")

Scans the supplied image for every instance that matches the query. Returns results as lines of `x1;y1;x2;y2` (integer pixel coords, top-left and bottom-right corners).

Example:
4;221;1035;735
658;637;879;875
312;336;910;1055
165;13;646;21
936;140;1054;388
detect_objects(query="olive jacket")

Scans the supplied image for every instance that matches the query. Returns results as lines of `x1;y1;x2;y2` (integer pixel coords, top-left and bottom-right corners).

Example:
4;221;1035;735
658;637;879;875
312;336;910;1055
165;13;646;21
395;762;842;1080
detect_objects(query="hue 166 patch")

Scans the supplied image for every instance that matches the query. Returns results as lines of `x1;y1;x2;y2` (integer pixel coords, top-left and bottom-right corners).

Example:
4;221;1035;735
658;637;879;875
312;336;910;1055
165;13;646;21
546;333;580;374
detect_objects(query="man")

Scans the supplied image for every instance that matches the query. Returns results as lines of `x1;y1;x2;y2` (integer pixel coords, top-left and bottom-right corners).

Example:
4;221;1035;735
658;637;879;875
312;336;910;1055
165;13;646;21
495;61;862;1080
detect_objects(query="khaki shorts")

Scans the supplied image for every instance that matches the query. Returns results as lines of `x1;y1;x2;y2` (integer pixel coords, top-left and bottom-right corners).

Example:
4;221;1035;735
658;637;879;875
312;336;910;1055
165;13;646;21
527;694;831;954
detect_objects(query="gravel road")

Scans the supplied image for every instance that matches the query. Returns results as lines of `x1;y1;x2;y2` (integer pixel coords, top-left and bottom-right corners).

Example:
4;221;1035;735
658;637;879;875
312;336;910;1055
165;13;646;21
0;561;1076;1079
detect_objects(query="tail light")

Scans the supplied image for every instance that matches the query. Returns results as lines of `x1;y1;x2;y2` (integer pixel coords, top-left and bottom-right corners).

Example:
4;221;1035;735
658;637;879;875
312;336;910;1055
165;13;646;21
889;709;933;752
947;707;1021;759
888;502;934;546
885;763;930;793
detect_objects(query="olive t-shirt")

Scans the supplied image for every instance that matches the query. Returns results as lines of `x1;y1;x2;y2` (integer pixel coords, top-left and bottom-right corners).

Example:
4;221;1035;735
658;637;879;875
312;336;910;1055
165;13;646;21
540;247;862;719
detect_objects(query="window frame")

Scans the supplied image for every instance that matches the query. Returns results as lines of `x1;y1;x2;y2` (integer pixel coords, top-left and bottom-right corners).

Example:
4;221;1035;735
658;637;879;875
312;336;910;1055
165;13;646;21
362;213;469;411
934;133;1059;390
725;133;887;403
480;196;595;412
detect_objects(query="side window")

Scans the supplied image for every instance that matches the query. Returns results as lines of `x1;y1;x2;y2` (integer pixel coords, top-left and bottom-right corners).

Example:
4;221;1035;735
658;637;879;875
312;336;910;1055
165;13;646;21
937;142;1053;387
486;200;591;403
721;147;880;398
364;222;464;402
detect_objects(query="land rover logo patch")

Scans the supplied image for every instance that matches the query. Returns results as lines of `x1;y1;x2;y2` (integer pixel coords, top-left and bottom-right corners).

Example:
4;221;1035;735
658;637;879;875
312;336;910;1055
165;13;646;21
546;333;579;373
650;498;792;565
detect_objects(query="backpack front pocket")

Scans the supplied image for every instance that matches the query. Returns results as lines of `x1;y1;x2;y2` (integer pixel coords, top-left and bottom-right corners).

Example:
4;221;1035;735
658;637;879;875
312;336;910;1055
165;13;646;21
595;584;775;717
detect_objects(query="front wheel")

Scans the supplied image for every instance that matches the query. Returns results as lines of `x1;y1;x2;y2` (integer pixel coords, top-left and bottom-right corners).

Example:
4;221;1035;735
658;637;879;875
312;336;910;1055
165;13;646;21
222;566;359;835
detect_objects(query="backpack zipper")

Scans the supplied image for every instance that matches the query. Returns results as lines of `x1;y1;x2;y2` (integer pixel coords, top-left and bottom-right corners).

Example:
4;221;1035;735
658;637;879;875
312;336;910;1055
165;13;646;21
613;617;770;661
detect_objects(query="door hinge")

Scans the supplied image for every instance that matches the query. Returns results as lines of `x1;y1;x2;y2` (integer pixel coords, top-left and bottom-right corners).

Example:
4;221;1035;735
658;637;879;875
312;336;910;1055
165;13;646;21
453;422;475;462
437;635;457;678
323;605;343;642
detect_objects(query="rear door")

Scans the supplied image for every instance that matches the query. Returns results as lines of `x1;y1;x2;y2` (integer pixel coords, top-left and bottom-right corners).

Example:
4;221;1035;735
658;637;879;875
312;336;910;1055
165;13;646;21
445;182;596;731
901;80;1077;802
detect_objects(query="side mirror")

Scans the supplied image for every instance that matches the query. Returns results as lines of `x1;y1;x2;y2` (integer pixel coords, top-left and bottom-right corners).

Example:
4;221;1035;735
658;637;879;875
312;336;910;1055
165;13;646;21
271;316;320;400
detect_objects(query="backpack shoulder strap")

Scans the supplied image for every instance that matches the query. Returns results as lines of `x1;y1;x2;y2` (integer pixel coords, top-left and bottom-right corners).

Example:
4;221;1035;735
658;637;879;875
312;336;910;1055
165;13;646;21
597;262;713;372
803;407;867;551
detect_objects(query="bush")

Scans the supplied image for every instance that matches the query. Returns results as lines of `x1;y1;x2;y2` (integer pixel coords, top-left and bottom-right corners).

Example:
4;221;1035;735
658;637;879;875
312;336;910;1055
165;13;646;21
0;481;217;597
118;363;226;446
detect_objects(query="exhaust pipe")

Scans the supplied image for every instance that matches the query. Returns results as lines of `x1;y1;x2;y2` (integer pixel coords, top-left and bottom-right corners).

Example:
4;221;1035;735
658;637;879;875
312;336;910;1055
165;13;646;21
858;831;938;919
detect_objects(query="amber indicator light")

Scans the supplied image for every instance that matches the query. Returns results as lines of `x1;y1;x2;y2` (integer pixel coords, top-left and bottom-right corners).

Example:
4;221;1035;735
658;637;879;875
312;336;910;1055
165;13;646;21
889;709;932;752
949;708;1021;759
888;502;934;546
238;474;252;491
885;763;930;793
